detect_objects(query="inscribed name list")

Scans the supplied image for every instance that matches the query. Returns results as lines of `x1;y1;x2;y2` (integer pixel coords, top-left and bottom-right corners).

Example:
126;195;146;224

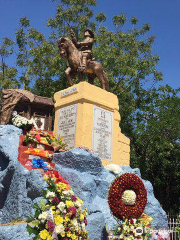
92;106;113;161
57;104;77;148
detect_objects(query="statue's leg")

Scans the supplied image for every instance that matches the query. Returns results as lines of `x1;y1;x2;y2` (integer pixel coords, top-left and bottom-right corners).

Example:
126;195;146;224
65;67;73;86
95;70;106;90
92;62;109;91
88;74;96;85
103;70;109;91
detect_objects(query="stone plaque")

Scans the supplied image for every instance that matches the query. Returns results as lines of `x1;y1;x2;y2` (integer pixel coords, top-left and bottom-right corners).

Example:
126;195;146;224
92;106;113;161
57;104;78;148
61;86;78;98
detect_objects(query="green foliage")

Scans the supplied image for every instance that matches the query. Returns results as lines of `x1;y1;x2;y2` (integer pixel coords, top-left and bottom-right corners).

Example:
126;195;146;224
26;225;39;236
39;200;46;211
128;85;180;213
0;38;20;95
176;216;180;238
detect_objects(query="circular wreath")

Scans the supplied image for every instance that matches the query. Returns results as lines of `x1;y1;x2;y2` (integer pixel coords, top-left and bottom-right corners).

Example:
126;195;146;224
108;173;147;219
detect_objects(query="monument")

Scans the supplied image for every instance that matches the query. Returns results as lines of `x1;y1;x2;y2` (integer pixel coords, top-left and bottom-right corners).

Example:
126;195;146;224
54;82;130;166
55;28;130;166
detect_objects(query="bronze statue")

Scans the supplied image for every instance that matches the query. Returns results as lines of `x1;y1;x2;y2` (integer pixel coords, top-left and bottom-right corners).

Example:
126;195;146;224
57;29;109;91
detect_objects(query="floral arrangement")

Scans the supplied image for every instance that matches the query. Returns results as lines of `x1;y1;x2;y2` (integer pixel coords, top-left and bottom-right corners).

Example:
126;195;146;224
12;112;34;130
25;148;53;159
27;170;88;240
151;230;170;240
23;132;39;146
110;218;152;240
30;129;66;152
108;173;147;219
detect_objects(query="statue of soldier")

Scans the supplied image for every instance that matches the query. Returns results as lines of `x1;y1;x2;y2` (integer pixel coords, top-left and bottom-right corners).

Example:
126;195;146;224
70;28;94;72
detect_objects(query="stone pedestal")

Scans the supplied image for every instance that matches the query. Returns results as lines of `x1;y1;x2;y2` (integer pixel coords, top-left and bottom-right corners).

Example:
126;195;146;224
54;81;130;166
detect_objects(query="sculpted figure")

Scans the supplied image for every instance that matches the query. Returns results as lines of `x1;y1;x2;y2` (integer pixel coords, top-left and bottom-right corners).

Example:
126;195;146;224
57;28;109;91
70;29;94;72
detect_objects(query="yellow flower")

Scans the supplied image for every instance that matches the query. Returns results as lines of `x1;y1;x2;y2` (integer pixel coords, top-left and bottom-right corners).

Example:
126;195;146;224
65;216;70;222
51;206;56;214
56;209;60;215
39;230;50;240
71;233;77;239
67;231;72;237
47;236;53;240
44;175;48;181
66;200;74;208
61;232;65;237
57;182;66;190
80;214;84;221
77;197;83;206
54;215;63;225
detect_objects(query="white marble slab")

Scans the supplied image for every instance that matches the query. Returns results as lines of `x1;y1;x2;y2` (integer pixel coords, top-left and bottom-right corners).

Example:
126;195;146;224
92;106;113;161
57;104;78;148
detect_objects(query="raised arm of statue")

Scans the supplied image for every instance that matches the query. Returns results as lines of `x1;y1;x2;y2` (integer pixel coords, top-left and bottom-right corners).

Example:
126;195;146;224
70;29;80;48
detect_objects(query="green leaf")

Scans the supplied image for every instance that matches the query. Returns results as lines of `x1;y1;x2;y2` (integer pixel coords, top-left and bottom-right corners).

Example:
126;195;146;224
26;225;39;236
39;200;46;211
26;217;34;223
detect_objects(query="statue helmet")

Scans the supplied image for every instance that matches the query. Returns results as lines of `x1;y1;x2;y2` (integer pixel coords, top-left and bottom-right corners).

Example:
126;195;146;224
84;29;94;38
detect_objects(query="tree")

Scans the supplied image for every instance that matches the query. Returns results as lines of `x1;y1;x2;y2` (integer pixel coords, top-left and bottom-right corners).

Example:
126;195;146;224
0;38;20;96
129;85;180;213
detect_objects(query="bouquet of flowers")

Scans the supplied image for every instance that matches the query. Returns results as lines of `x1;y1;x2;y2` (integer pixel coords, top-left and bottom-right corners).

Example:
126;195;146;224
111;218;152;240
30;129;66;152
27;170;88;240
12;112;34;130
23;132;39;147
151;230;170;240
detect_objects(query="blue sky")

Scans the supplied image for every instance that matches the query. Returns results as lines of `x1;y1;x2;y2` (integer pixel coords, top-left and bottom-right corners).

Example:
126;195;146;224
0;0;180;90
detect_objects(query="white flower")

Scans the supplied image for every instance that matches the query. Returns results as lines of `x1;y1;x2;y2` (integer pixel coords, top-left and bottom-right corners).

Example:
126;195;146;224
57;202;66;212
63;190;74;196
46;191;55;198
122;190;136;205
105;164;123;175
11;113;33;128
72;219;78;230
81;223;86;231
72;218;78;226
56;224;65;234
74;200;82;208
38;211;48;222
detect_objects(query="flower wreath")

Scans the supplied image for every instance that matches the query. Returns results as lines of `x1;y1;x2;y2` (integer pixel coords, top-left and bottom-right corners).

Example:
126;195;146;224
108;173;147;219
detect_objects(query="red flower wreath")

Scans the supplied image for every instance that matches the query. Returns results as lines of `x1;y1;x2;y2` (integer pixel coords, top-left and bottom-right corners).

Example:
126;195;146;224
108;173;147;219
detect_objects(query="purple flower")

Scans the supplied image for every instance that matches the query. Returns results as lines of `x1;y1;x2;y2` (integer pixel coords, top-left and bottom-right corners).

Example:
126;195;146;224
84;217;88;226
68;207;77;218
71;195;77;201
65;227;70;232
47;221;55;232
52;196;60;205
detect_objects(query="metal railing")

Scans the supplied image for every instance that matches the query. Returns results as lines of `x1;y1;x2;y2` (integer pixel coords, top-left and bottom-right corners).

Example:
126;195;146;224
168;214;180;240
